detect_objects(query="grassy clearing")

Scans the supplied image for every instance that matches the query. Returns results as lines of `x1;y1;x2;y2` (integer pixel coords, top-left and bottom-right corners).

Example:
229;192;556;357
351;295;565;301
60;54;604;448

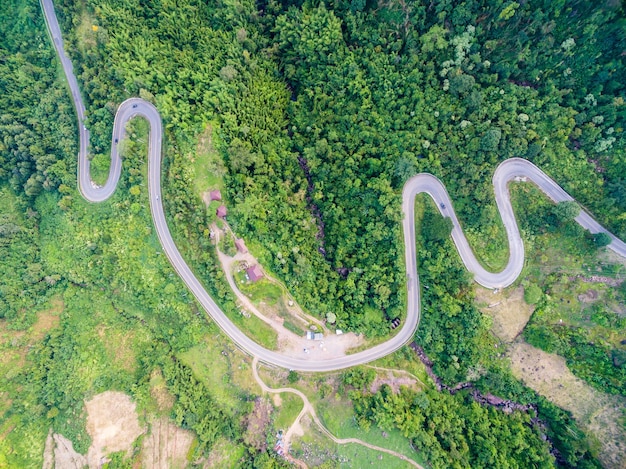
224;307;278;350
178;341;242;411
290;412;421;469
236;272;307;335
337;442;419;469
369;347;430;385
192;123;226;202
317;398;426;467
204;437;246;468
273;392;303;431
237;276;282;304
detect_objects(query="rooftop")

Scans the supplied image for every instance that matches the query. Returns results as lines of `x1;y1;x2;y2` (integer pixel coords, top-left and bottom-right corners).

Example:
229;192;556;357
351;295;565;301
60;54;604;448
246;264;263;283
235;238;248;254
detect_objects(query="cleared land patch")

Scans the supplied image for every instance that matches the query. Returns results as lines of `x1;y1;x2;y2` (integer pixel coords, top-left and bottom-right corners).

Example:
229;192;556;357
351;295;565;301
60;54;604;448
141;417;195;469
475;286;534;342
85;391;144;467
508;341;626;468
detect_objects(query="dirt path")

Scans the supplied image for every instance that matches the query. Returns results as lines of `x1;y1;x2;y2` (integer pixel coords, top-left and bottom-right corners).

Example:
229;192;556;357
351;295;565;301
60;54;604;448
252;358;424;469
215;224;325;330
213;225;365;359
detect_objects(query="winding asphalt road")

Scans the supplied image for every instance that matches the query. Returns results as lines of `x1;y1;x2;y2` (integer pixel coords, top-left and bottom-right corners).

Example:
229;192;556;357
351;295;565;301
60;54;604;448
41;0;626;372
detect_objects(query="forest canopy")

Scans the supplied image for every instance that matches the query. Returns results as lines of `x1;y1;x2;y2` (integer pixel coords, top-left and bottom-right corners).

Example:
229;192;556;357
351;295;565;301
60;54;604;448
1;0;624;467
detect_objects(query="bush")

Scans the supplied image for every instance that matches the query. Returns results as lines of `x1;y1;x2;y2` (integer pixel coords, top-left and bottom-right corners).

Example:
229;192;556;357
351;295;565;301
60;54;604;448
593;232;611;247
524;284;542;304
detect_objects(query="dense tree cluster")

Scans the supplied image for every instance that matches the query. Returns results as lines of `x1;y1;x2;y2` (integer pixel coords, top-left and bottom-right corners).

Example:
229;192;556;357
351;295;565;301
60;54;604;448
1;0;624;466
42;0;626;338
0;1;76;198
415;202;492;384
525;301;626;396
350;385;554;469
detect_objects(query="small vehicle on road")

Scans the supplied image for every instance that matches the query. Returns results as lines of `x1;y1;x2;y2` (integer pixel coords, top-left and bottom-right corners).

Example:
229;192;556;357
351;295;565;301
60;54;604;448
132;104;137;108
114;138;118;143
440;203;446;209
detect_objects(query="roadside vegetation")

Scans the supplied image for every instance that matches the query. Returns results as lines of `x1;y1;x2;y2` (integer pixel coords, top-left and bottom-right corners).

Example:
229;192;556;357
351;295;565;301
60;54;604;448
510;183;626;397
1;0;625;467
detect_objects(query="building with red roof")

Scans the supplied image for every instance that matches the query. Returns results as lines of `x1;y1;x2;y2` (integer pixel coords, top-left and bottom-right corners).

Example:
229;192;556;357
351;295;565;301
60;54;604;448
216;205;227;218
235;238;248;254
246;264;263;283
209;190;222;201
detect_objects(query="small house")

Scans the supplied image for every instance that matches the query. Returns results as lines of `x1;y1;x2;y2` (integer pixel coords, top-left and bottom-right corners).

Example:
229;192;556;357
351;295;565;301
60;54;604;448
306;331;314;340
216;205;227;218
209;190;222;201
246;264;263;283
314;333;324;341
235;238;248;254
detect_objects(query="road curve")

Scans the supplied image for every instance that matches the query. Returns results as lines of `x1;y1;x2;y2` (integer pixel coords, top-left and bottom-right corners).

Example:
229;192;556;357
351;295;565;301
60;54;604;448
42;0;626;371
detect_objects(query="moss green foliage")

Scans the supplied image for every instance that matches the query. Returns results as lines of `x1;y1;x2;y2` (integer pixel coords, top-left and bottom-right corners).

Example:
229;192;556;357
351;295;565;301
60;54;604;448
511;185;626;396
351;385;554;469
0;0;77;198
415;201;494;384
163;358;239;455
1;0;624;466
44;0;626;341
474;367;600;468
525;301;626;396
524;284;543;304
413;197;601;467
0;186;52;324
265;0;626;336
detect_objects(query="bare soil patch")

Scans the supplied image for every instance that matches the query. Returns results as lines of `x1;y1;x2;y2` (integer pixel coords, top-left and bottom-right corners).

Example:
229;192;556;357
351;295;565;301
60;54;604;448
85;391;144;467
508;341;626;468
141;417;194;469
475;286;534;342
52;433;88;469
42;430;54;469
31;297;63;341
243;398;273;452
577;288;599;303
150;368;176;413
370;371;418;394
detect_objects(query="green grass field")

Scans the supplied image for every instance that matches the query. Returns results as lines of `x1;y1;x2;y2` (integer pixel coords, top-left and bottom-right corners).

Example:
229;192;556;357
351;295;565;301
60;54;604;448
317;399;427;467
273;393;303;431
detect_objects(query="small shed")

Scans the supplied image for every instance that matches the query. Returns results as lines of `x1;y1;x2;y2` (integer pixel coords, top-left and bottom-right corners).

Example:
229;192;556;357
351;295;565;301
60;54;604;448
216;205;227;218
235;238;248;254
209;190;222;201
314;333;324;341
306;331;314;340
246;264;263;283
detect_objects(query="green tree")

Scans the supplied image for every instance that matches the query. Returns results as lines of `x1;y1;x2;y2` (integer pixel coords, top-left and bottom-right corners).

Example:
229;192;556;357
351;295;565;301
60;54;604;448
553;201;580;224
593;232;611;247
524;284;542;305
